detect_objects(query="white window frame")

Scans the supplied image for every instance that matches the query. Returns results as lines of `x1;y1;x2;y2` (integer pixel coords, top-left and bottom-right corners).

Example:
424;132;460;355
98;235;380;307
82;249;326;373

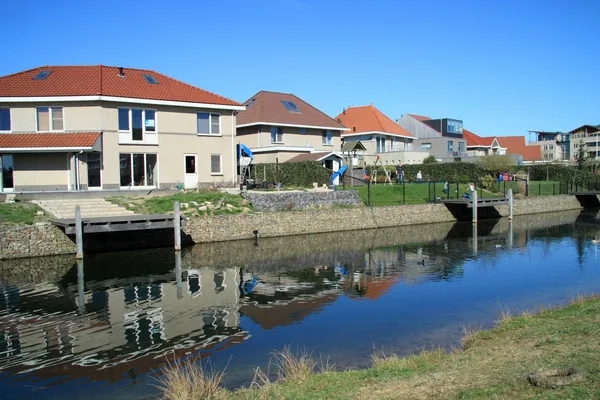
118;107;157;143
0;108;11;132
196;112;221;136
271;126;283;144
210;154;223;176
119;152;160;189
36;106;64;132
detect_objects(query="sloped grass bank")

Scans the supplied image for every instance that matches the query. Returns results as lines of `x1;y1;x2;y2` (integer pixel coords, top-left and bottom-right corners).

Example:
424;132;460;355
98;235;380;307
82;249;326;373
160;295;600;399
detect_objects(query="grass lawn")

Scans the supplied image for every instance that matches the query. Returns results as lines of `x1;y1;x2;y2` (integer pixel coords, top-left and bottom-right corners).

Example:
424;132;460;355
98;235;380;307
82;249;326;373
0;202;47;226
107;191;250;217
167;295;600;399
347;183;499;206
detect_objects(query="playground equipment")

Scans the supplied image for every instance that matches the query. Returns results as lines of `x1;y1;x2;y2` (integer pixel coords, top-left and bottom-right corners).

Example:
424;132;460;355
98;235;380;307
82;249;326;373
370;155;392;185
330;165;347;184
237;144;254;187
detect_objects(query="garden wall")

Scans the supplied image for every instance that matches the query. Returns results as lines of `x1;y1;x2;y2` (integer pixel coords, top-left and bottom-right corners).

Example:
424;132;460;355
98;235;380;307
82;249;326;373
242;190;361;211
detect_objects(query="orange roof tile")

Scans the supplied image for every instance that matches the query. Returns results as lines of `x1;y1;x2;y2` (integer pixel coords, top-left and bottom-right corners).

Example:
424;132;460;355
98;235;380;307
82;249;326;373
463;129;497;147
0;132;101;149
0;66;240;106
496;136;542;161
335;105;412;137
236;91;346;129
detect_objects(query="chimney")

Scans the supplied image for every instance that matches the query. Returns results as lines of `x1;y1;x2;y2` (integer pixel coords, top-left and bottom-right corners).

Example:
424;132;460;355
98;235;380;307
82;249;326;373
353;127;356;132
343;108;346;115
118;67;125;77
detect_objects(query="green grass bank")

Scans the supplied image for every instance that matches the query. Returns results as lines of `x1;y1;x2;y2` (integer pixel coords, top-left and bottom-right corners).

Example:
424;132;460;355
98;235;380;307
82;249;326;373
160;295;600;400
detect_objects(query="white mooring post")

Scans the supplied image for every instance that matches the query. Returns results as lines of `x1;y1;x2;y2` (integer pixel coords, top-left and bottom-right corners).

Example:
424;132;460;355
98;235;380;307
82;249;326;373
472;223;478;255
472;190;478;224
508;188;514;220
77;259;85;313
508;220;514;249
75;205;84;259
174;201;181;251
175;250;183;299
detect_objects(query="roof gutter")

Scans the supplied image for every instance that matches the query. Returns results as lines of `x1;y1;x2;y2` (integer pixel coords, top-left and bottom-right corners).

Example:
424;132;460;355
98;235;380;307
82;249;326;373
237;122;350;131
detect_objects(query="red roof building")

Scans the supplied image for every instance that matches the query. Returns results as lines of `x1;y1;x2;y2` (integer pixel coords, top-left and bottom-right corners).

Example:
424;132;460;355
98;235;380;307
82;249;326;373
0;65;243;193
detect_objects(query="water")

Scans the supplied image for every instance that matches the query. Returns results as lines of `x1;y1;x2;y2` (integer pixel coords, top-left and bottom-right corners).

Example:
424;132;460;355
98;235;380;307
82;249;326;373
0;210;599;399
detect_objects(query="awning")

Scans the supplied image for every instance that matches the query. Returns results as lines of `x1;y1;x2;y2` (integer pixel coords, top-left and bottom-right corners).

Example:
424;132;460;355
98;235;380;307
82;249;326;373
0;132;101;152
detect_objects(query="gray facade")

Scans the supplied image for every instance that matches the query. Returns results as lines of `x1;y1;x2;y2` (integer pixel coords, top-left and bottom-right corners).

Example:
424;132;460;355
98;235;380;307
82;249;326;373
413;137;467;160
397;115;441;139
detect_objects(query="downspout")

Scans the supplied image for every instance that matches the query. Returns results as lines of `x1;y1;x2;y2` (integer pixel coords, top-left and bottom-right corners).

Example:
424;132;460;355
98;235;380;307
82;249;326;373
231;111;237;186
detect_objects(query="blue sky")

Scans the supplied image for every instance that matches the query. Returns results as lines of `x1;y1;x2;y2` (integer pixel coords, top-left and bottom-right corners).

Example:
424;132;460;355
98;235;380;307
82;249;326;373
2;0;599;138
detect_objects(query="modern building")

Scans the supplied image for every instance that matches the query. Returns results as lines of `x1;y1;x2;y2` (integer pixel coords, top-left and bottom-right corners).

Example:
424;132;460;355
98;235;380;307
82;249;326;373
396;114;468;161
527;130;571;162
0;65;244;192
569;124;599;160
496;136;540;164
334;105;428;165
235;91;348;165
463;129;506;157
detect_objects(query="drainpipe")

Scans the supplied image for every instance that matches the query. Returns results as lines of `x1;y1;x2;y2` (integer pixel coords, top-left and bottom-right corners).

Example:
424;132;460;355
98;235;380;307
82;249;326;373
231;111;237;186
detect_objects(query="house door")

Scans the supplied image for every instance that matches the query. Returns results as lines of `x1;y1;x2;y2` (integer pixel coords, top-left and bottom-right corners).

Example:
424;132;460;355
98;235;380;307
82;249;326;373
184;154;198;189
87;153;102;190
0;155;14;193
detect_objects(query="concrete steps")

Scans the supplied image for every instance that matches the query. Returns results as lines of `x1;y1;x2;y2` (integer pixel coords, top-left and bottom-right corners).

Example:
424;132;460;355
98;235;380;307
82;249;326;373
33;198;135;219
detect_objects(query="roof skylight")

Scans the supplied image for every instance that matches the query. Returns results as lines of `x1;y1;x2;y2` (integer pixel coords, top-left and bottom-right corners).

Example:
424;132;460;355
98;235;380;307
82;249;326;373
247;98;256;107
281;100;301;113
142;74;159;84
32;70;52;80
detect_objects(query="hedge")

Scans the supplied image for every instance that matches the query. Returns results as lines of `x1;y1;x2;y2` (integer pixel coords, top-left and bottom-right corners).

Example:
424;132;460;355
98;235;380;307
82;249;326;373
366;162;487;182
251;161;330;187
526;164;600;186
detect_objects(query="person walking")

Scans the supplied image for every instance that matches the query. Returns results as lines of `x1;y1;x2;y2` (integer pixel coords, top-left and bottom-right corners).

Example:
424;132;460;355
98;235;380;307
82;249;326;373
416;170;423;183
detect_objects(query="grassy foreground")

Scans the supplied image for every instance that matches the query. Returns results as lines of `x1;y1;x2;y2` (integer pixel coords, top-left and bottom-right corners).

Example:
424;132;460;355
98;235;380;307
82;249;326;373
0;202;47;226
160;295;600;399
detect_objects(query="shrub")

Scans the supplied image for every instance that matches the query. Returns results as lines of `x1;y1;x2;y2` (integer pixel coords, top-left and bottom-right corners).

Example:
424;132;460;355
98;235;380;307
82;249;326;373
422;155;438;164
252;161;330;187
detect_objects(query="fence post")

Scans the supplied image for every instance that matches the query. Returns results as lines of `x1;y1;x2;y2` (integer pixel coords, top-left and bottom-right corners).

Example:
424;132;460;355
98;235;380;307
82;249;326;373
553;183;555;195
538;183;541;196
402;180;406;205
433;181;436;202
367;182;371;207
456;181;460;200
526;180;529;197
472;190;478;224
428;181;431;202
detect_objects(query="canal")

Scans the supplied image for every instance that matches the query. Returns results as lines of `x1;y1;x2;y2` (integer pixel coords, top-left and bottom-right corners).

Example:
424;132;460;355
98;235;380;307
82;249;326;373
0;210;599;399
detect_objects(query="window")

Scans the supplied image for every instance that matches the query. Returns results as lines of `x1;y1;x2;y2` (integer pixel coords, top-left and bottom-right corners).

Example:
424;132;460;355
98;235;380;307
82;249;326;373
141;74;159;84
118;108;156;141
0;108;10;131
280;100;301;113
322;130;333;145
300;128;306;135
448;141;454;152
211;154;222;175
197;112;220;135
246;99;256;107
421;142;432;150
458;142;465;153
37;107;63;131
32;70;52;80
271;126;283;143
120;153;158;187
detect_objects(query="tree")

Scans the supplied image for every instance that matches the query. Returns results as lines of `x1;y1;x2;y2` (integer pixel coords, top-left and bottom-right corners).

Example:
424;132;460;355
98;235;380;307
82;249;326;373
574;140;586;170
422;155;438;164
477;155;514;175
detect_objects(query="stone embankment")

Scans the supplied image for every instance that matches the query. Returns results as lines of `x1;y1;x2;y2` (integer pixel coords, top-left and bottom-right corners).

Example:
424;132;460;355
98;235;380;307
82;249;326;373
0;195;585;260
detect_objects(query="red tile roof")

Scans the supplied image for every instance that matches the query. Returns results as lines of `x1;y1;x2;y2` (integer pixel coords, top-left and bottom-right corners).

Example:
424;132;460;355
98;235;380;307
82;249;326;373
335;105;412;137
0;132;101;148
0;66;240;106
236;91;346;129
463;129;496;147
496;136;541;161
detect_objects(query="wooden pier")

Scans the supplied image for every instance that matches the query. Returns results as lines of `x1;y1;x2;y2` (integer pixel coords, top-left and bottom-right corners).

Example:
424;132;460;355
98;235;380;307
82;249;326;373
52;214;186;234
439;197;508;208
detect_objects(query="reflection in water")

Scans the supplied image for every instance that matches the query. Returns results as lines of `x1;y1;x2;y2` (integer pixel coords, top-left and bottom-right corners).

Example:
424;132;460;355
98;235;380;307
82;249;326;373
0;210;599;398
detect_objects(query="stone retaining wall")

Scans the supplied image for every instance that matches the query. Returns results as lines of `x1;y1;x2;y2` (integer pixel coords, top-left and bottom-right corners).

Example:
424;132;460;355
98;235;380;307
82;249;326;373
0;224;76;260
0;195;585;260
242;190;361;211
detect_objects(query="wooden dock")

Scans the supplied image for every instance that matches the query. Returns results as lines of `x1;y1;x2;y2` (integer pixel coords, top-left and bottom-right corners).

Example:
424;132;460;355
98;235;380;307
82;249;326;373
439;197;508;208
52;214;185;234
